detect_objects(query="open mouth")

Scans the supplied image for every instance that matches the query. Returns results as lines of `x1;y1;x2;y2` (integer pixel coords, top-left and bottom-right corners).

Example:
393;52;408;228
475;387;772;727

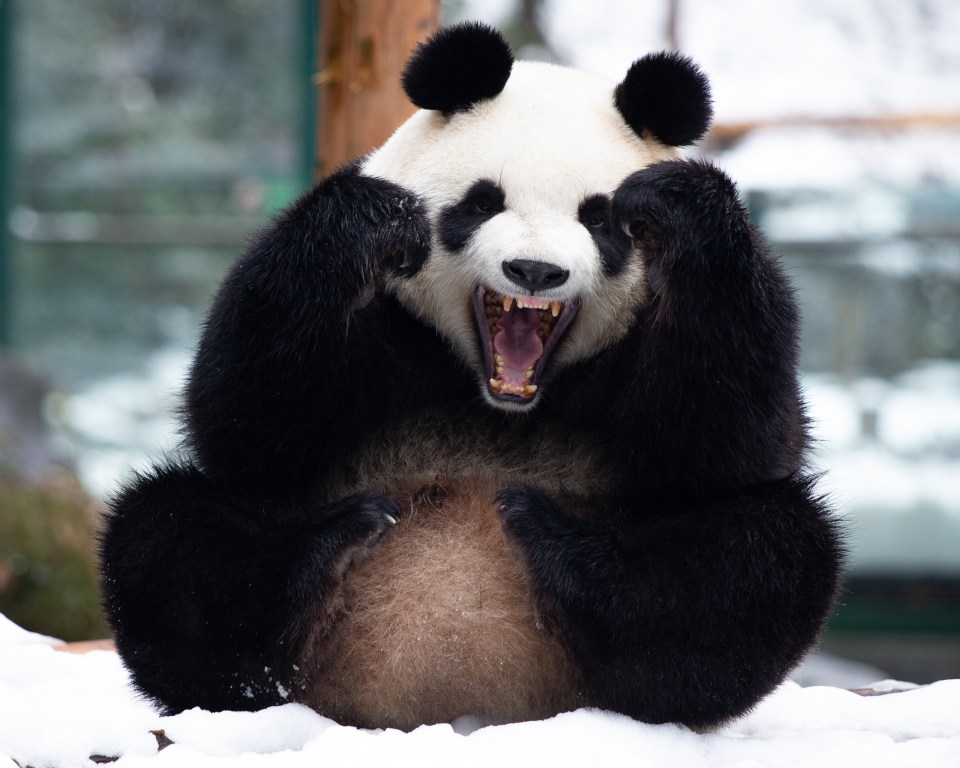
471;286;580;404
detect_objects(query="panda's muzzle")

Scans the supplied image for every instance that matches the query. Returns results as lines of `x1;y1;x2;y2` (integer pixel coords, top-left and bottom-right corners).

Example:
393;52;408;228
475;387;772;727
471;286;580;404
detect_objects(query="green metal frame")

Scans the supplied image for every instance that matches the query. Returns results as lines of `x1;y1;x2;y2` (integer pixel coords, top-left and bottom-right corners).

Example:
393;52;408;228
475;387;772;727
827;576;960;636
0;0;13;347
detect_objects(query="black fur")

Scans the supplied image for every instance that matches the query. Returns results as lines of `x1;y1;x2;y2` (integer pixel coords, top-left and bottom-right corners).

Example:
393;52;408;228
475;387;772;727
181;162;437;498
615;52;713;146
402;22;514;115
438;178;506;252
101;463;403;714
101;157;843;730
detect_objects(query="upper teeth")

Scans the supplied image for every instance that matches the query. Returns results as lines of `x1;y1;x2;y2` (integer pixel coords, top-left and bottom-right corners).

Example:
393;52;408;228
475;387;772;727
500;295;562;316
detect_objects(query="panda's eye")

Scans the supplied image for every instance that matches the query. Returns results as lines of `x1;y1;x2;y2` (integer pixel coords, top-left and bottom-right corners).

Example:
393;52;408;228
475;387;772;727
578;195;610;231
439;180;506;252
462;180;506;218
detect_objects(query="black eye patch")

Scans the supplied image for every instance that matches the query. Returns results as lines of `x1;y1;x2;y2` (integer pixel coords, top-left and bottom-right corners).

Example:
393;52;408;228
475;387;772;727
438;179;506;253
578;194;631;276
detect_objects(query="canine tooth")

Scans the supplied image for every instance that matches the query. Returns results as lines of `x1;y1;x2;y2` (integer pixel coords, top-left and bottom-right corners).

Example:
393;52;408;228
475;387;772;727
503;296;514;312
489;378;502;392
525;368;534;378
550;301;561;317
522;384;538;397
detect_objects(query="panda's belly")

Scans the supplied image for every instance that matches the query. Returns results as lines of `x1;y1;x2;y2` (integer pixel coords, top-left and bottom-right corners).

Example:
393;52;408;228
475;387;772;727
301;409;608;729
304;475;581;729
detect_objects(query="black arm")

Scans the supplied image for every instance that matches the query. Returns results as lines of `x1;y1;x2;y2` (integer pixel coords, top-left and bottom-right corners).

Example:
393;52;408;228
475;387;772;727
184;163;430;498
567;160;806;500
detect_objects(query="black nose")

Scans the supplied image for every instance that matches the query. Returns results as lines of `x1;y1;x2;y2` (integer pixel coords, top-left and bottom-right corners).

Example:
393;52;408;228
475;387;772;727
501;259;569;292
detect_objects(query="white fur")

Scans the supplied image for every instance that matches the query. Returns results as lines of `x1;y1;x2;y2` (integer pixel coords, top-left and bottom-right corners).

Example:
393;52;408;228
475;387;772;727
362;61;679;404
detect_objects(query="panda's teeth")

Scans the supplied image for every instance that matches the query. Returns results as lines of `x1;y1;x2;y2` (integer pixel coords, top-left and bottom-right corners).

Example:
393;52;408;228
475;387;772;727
550;301;561;318
503;296;514;312
489;380;537;398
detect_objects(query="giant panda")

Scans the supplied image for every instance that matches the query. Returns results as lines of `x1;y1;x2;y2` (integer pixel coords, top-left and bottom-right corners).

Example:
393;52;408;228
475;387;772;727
100;22;844;732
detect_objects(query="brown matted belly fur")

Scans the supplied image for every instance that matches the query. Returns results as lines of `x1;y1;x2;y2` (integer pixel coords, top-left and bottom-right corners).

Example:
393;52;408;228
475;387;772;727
298;473;582;730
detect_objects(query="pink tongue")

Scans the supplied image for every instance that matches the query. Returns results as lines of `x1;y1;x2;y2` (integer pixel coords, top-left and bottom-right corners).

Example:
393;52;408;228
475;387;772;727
494;308;543;385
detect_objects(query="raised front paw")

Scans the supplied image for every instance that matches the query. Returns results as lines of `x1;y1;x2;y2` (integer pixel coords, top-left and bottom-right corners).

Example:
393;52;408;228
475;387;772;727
369;183;432;279
612;159;751;286
301;165;431;301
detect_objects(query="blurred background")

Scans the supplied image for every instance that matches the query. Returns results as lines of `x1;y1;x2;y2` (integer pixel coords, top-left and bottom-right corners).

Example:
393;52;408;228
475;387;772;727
0;0;957;684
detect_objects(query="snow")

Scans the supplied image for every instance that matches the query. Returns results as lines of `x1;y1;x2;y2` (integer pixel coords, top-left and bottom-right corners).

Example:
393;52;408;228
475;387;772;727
48;346;190;499
0;616;958;767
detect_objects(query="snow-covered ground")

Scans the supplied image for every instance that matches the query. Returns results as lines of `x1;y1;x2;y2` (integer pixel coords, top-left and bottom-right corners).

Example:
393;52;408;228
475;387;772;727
1;614;958;768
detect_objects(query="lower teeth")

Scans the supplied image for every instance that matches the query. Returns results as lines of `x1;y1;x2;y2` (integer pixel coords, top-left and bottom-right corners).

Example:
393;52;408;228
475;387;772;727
488;378;537;398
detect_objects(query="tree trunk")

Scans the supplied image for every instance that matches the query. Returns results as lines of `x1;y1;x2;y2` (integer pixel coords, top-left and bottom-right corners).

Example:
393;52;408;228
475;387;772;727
314;0;439;180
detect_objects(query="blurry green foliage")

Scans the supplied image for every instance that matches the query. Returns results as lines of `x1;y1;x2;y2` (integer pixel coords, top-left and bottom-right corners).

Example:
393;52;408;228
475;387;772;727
0;468;108;641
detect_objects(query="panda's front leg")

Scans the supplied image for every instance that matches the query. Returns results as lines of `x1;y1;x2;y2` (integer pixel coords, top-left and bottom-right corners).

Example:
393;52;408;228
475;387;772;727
498;482;843;730
184;162;430;498
599;160;806;496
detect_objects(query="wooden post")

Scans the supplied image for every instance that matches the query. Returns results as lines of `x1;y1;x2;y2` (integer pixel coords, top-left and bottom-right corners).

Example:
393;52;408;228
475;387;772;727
314;0;439;181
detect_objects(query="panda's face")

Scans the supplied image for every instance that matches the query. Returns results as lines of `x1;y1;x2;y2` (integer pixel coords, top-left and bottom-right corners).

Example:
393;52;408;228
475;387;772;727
363;61;679;411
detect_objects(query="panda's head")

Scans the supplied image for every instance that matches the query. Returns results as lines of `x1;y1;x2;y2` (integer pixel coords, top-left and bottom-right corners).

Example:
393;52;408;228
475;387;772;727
362;22;712;411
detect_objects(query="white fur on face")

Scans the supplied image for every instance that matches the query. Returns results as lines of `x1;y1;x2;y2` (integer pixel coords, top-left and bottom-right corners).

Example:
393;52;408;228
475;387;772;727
362;61;679;396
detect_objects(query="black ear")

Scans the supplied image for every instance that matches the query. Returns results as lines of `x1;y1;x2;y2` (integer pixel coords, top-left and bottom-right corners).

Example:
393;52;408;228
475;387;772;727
614;52;713;146
401;22;514;115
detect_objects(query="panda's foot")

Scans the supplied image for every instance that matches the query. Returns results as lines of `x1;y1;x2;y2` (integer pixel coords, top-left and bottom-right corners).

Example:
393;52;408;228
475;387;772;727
496;485;583;544
310;492;405;586
496;486;617;628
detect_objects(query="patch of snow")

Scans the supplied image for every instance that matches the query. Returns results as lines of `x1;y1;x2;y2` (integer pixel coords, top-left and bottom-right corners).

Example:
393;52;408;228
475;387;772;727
790;653;889;690
1;615;959;767
803;363;960;573
49;346;190;498
0;615;60;649
717;129;960;193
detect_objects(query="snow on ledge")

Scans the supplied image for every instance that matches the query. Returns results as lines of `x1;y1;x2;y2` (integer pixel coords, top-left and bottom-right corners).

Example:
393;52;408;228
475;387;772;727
1;617;958;767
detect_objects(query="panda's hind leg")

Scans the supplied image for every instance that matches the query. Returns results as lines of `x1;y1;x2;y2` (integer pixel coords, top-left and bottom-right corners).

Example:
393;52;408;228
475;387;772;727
498;477;844;729
100;462;401;714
